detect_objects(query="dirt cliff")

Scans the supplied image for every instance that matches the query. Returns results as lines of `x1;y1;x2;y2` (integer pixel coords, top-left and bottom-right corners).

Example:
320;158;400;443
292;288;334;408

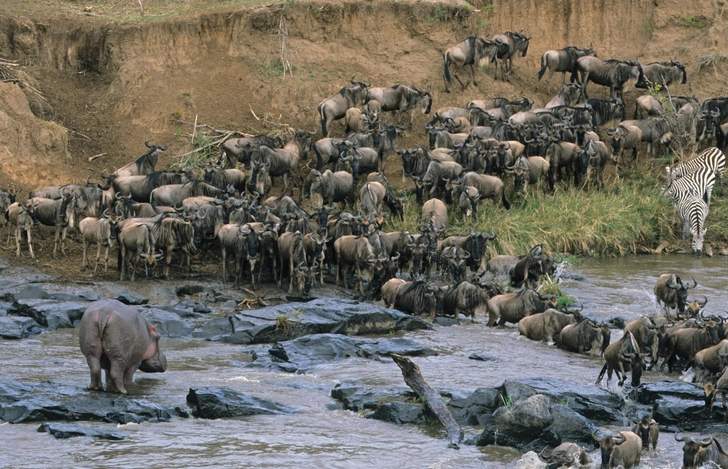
0;0;726;189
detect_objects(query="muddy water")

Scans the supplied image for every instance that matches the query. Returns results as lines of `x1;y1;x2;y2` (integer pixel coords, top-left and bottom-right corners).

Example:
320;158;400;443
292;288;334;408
2;255;728;469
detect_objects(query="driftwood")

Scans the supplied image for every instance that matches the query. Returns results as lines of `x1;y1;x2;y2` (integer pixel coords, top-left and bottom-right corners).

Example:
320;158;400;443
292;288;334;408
391;354;463;449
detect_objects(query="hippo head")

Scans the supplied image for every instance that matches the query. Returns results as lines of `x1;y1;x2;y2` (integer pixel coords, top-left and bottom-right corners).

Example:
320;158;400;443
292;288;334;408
138;324;167;373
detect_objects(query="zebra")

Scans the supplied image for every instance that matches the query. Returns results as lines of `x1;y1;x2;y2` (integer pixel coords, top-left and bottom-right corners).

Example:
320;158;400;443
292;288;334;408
662;164;717;206
677;190;709;255
668;146;726;186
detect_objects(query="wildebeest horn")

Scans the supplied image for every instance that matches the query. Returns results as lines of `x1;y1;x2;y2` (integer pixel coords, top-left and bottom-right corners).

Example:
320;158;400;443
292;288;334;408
102;208;109;219
161;143;168;150
485;230;497;240
687;277;697;289
145;140;152;148
698;296;708;307
674;433;691;443
115;192;122;200
173;202;185;213
613;432;626;444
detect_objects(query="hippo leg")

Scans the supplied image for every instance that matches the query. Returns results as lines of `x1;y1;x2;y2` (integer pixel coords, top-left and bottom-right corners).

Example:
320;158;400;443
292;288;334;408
108;360;128;394
84;354;103;390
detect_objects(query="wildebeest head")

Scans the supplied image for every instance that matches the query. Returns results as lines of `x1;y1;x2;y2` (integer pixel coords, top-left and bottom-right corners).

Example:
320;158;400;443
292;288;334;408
139;251;163;280
413;86;433;115
102;209;122;240
634;416;655;448
599;432;626;469
628;59;649;89
667;275;697;314
671;59;688;84
676;433;716;469
239;224;260;261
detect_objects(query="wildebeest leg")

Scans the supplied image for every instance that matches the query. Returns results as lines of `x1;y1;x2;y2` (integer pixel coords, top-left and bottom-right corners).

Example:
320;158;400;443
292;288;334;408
120;247;126;281
94;242;102;276
15;225;22;257
103;243;110;274
164;248;172;279
288;258;295;293
53;226;60;258
221;247;228;284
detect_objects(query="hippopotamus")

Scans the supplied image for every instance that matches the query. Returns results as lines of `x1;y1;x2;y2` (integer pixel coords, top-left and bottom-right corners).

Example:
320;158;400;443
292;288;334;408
79;299;167;394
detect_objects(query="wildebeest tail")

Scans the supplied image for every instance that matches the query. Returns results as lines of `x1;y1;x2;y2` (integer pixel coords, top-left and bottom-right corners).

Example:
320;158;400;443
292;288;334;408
569;67;579;84
536;55;547;81
444;52;452;84
596;363;608;385
633;101;639;119
501;191;511;210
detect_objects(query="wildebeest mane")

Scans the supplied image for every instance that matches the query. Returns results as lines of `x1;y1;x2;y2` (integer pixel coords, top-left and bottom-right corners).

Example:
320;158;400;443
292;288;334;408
399;279;427;297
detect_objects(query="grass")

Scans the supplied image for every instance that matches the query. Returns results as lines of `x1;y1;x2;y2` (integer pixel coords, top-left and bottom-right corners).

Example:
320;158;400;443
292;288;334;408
500;394;514;407
681;15;706;28
386;171;679;257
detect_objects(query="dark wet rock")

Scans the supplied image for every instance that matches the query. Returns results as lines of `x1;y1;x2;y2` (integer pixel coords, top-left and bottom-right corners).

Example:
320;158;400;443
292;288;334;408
638;381;708;428
192;317;232;340
0;316;43;339
247;334;437;373
174;301;212;315
0;379;183;424
140;308;195;338
433;317;461;327
468;353;498;362
186;387;296;419
501;378;623;424
542;404;599;450
448;387;501;426
368;401;426;424
204;298;432;345
38;422;127;440
113;291;149;306
13;285;51;301
331;384;414;412
9;300;88;330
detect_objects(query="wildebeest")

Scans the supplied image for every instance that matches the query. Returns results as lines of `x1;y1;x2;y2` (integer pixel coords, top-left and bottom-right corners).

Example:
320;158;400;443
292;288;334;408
544;139;579;187
642;60;687;88
705;365;728;421
583;97;625;130
693;339;728;384
698;97;728;149
442;280;491;322
491;31;531;81
506;155;550;195
518;308;578;343
659;320;722;372
508;244;553;289
676;434;728;469
304;169;355;208
576;139;609;189
381;278;408;308
538;442;592;468
443;36;498;92
390;279;444;321
558;317;611;356
422;198;448;233
571;57;648;101
438;231;496;274
455;172;510;209
118;222;160;281
31;193;77;258
113;170;191;203
334;235;382;294
217;223;259;287
366;84;432;127
6;200;39;259
344;107;369;135
599;431;642;469
654;274;697;317
277;231;308;293
253;130;314;201
623;316;662;370
608;124;643;169
458;185;479;218
632;416;659;452
617;116;671;157
544;83;583;108
220;133;283;169
486;288;556;326
537;45;597;92
204;165;247;193
596;331;644;387
318;79;370;137
79;211;122;276
112;141;168;178
150;181;224;207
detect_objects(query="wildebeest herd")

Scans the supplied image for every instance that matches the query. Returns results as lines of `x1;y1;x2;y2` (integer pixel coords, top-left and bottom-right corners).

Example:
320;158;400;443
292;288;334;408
3;29;728;468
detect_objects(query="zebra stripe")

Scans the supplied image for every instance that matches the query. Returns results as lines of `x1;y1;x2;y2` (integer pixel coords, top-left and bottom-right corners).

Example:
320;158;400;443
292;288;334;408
677;192;709;255
663;165;716;206
669;146;726;185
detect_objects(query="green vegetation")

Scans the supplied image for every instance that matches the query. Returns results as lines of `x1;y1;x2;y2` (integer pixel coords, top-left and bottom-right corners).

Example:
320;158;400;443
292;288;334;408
500;394;514;407
385;171;680;257
423;4;449;23
681;15;706;29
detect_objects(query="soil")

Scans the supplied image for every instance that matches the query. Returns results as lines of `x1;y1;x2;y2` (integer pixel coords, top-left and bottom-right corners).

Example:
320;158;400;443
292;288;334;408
0;0;727;281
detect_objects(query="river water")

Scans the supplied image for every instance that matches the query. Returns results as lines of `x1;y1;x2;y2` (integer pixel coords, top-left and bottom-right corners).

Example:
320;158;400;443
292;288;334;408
2;255;728;469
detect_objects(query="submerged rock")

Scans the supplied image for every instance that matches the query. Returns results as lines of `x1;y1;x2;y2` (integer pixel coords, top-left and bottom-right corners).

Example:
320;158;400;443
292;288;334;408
0;316;43;339
9;300;88;330
38;422;127;440
197;298;432;344
186;387;296;419
248;333;437;373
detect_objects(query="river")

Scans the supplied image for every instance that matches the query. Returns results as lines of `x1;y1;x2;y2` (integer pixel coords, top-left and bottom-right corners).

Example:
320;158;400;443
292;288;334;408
2;254;727;469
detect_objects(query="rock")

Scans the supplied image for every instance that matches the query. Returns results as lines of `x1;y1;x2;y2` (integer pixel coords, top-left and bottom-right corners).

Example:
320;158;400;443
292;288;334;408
204;297;432;345
192;317;232;340
0;316;43;339
176;285;216;297
38;422;127;440
433;317;461;327
468;353;498;362
113;291;149;306
9;300;88;330
0;378;182;424
368;401;426;425
174;301;212;315
140;308;195;338
330;384;413;412
638;381;707;428
501;377;623;424
448;387;501;426
543;404;599;450
247;334;437;373
186;387;296;419
473;394;554;449
14;285;51;301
